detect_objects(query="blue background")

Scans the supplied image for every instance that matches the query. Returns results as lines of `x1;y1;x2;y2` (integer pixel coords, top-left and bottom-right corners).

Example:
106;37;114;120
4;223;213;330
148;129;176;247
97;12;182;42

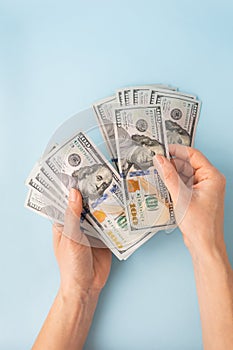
1;1;233;349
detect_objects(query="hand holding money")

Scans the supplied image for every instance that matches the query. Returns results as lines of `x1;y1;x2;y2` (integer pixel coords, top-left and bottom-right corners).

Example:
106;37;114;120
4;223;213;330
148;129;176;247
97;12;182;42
25;83;201;260
53;188;112;296
153;144;226;257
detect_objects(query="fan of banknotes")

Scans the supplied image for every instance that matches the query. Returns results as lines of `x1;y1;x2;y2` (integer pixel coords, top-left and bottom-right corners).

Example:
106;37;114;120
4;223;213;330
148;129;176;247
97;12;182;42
25;84;201;260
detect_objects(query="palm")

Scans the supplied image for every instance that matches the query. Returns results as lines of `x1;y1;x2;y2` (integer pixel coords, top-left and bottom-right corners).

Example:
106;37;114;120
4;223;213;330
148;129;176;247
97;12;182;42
92;247;112;290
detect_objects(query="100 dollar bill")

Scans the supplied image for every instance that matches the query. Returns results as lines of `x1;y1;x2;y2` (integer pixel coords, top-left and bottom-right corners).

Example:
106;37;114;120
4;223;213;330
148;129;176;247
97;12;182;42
42;131;158;258
26;165;67;210
93;96;119;163
151;93;201;146
25;189;65;224
114;105;176;234
116;84;178;106
25;186;102;238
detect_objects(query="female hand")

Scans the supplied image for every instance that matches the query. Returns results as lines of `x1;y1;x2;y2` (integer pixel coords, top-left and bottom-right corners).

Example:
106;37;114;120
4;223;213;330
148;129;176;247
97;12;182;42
154;144;226;257
53;188;112;297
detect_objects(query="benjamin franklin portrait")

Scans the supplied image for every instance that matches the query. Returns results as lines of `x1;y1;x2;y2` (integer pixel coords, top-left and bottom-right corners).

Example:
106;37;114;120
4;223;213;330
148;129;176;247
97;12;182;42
101;118;165;172
58;163;113;202
165;120;191;146
120;133;165;172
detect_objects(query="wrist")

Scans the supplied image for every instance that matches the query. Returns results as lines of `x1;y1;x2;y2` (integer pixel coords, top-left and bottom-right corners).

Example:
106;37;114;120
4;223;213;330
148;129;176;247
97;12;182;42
190;242;233;294
54;286;101;349
58;284;101;305
188;232;230;268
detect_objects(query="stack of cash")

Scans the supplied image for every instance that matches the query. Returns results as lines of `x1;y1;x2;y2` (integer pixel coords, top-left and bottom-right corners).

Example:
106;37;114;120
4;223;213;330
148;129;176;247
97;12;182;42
25;84;201;260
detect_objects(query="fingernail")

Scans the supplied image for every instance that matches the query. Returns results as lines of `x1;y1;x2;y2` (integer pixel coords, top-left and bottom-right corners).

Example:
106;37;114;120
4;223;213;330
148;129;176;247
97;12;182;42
69;188;77;202
155;155;164;165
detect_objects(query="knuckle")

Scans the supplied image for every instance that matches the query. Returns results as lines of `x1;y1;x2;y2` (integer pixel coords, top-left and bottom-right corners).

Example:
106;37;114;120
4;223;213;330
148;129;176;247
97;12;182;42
194;148;201;156
212;170;226;189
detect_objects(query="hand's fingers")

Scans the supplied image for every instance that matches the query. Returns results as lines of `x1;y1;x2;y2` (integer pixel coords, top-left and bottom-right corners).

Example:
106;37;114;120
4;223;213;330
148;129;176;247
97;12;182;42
169;156;194;188
172;158;194;179
153;155;192;225
179;173;191;186
153;155;181;204
169;144;213;170
169;144;216;184
63;189;89;246
186;176;195;188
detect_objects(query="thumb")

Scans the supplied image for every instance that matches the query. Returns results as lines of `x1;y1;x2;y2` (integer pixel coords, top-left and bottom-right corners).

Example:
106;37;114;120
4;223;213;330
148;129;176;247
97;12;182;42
153;155;180;204
67;188;83;217
153;155;193;227
63;188;87;245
